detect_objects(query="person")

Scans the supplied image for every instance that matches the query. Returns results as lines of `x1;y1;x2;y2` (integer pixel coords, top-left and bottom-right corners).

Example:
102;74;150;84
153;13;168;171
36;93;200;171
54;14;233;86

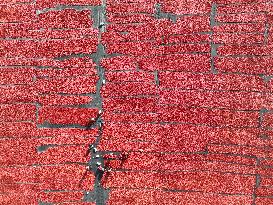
89;144;97;153
103;152;129;160
103;153;115;160
118;151;129;161
97;165;105;172
96;162;112;173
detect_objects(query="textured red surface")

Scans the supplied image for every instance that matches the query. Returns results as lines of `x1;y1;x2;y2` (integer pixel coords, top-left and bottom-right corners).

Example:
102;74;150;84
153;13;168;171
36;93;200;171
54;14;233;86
1;0;273;204
38;106;98;125
107;189;253;205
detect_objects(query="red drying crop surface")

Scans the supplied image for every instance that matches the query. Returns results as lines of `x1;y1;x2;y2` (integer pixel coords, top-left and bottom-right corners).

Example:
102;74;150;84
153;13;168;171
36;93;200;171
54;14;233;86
1;0;273;205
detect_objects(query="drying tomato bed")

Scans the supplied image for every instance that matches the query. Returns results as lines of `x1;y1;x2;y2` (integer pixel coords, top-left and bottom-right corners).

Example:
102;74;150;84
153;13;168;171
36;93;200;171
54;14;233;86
0;0;273;204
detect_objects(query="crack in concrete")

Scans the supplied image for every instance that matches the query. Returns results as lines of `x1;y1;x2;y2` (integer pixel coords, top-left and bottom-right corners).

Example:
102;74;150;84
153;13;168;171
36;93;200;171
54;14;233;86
261;74;273;83
36;5;94;15
92;5;107;31
36;144;58;153
154;70;159;87
252;174;261;205
154;3;177;23
258;108;269;128
53;53;92;61
264;21;269;45
38;202;53;205
210;3;218;28
210;2;218;74
37;122;88;129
